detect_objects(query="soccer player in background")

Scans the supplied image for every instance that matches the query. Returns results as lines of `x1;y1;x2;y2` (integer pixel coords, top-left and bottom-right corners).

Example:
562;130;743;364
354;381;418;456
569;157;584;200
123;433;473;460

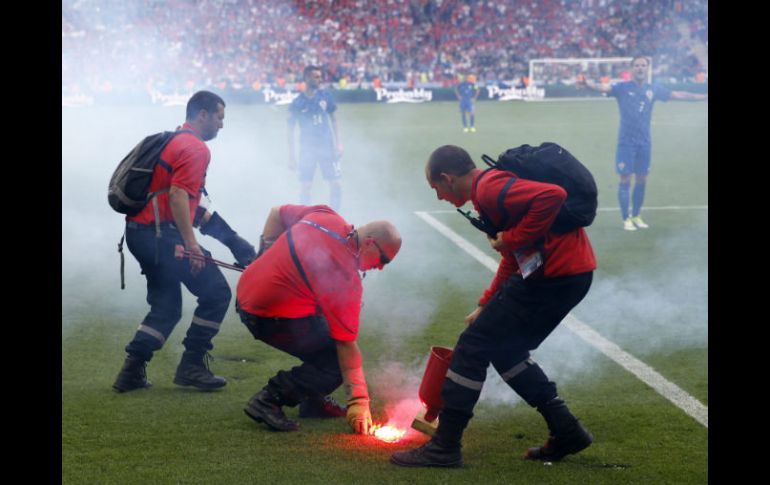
288;65;344;211
455;74;480;132
579;56;707;231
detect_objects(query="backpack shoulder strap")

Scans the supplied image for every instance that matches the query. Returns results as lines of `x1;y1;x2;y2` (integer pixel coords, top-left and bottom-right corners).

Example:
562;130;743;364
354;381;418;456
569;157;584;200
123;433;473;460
471;167;493;196
148;128;198;196
481;154;497;168
473;168;517;232
148;129;199;261
494;175;517;230
156;129;196;173
472;168;493;229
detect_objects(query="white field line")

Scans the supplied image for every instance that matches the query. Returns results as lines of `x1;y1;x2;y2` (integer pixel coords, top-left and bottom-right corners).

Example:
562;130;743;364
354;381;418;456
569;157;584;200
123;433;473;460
425;205;707;214
414;210;708;428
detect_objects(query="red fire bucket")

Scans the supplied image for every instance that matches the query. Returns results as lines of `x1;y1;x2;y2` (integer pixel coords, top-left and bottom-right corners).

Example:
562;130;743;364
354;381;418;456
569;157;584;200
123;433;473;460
418;346;454;422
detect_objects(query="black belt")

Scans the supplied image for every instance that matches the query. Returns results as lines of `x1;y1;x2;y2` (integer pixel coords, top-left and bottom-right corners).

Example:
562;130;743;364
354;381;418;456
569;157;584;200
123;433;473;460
236;301;313;326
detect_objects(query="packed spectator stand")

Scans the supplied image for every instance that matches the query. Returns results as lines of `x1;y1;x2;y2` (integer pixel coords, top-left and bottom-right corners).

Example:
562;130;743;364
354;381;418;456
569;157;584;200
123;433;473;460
62;0;708;99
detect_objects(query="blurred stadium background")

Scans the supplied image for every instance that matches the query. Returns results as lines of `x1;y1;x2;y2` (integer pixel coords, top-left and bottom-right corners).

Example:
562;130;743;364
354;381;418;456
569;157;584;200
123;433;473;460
62;0;707;105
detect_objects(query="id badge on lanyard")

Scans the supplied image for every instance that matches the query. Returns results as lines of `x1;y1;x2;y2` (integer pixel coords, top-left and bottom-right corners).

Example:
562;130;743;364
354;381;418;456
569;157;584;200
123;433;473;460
513;247;543;279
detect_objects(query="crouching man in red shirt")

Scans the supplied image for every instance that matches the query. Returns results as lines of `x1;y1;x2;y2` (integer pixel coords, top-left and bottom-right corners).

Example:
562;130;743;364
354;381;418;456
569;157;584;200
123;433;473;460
236;204;401;434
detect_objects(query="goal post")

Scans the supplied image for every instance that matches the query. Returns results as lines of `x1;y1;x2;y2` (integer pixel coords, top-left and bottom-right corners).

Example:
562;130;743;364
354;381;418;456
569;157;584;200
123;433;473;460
528;57;652;97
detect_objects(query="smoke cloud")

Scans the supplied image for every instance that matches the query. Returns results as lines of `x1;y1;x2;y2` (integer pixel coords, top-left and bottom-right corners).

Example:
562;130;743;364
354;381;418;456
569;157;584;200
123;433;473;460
62;6;706;418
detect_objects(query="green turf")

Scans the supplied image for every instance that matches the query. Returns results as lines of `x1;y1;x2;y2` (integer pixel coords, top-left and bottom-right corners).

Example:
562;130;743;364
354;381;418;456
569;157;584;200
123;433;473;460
62;98;707;484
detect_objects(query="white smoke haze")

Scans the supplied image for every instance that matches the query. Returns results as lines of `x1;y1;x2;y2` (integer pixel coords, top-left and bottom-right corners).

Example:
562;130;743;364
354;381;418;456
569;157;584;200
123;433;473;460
61;3;469;346
435;325;601;408
365;337;596;417
582;270;707;352
360;230;708;411
367;359;423;437
580;219;708;356
61;100;452;343
62;103;705;420
62;7;706;418
357;230;452;343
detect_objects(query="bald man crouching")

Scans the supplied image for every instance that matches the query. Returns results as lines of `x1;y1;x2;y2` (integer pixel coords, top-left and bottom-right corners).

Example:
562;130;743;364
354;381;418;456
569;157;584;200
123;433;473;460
235;204;401;435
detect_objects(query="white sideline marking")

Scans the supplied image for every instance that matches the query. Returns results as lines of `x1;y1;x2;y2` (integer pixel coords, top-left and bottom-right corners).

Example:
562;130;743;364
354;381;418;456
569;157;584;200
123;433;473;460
563;316;708;427
425;205;708;214
414;210;708;428
415;211;500;271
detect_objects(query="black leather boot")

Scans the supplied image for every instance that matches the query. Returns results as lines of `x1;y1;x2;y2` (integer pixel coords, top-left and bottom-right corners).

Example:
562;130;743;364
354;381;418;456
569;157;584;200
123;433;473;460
113;355;152;393
526;397;593;461
244;388;300;431
390;438;463;468
173;351;227;390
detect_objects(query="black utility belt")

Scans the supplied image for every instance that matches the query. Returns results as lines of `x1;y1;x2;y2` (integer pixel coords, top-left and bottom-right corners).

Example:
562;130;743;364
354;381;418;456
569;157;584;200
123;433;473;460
252;314;316;325
126;221;177;231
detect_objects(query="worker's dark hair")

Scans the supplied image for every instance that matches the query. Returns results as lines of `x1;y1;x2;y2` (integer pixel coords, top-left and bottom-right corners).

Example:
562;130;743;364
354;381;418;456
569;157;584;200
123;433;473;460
186;90;225;121
427;145;476;181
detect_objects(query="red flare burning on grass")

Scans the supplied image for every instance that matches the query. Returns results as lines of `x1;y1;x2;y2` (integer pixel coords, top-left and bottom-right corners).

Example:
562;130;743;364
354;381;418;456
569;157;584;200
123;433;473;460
370;423;407;443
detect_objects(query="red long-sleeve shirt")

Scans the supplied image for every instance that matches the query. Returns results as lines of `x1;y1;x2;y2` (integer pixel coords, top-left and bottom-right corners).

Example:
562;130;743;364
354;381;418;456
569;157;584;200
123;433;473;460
472;169;596;306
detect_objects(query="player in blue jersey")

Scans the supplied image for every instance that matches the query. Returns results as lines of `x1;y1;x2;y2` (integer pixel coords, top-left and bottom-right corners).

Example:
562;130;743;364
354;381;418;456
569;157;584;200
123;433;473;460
455;74;480;132
288;66;344;210
579;56;707;230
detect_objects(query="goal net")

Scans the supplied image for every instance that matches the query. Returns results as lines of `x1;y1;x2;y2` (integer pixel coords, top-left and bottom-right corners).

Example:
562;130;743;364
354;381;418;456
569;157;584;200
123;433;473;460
528;57;652;97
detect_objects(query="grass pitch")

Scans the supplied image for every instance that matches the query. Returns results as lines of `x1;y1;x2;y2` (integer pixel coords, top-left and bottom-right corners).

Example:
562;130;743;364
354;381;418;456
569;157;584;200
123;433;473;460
62;97;707;484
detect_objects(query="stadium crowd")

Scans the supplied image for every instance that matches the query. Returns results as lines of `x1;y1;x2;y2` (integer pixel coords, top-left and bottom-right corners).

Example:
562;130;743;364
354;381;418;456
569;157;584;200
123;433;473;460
62;0;708;97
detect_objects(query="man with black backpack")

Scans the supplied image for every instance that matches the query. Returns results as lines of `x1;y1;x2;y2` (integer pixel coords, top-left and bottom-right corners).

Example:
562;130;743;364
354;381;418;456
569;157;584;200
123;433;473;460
391;144;596;468
112;90;256;393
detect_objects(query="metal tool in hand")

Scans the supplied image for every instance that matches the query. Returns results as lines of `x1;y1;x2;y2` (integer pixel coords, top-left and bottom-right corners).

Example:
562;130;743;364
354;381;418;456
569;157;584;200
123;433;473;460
174;244;245;272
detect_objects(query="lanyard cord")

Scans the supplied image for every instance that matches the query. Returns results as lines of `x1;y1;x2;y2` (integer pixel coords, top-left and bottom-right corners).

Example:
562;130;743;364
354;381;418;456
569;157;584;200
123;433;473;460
297;220;362;261
298;220;348;245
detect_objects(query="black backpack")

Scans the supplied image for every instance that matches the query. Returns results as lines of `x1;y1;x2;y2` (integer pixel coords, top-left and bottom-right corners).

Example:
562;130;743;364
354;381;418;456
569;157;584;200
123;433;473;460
108;130;193;215
109;129;194;289
459;142;598;235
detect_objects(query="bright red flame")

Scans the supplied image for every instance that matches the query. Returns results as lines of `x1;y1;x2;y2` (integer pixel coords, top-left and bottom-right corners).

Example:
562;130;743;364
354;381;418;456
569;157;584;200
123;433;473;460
370;423;406;443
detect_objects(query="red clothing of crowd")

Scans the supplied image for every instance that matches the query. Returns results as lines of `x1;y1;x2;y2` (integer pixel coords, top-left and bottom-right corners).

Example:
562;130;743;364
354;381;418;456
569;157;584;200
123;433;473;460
62;0;707;96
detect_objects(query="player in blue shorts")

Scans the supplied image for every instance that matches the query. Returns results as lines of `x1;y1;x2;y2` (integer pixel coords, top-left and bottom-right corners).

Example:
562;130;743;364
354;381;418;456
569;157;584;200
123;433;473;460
455;74;479;132
579;56;707;230
288;65;344;210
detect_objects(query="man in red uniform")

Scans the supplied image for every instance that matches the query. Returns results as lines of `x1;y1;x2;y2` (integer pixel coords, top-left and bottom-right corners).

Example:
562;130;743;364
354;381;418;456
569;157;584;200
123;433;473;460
113;91;256;393
236;204;401;434
391;145;596;467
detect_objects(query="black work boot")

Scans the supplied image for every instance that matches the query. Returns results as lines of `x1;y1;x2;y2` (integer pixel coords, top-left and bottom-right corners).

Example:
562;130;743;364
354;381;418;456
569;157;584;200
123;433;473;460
390;439;463;468
173;351;227;390
113;355;152;393
525;397;593;461
244;388;300;431
298;395;346;418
